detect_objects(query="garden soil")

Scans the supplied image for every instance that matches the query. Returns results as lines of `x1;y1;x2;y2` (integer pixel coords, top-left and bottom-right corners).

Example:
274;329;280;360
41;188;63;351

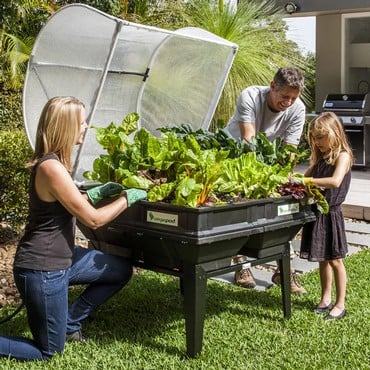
0;227;20;307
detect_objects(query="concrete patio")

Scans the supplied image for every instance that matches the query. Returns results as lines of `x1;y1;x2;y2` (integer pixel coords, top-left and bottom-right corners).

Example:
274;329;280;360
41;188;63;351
342;169;370;221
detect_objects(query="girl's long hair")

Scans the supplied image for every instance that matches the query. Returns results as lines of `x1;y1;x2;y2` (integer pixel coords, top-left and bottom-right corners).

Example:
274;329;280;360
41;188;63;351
28;96;85;172
307;111;354;167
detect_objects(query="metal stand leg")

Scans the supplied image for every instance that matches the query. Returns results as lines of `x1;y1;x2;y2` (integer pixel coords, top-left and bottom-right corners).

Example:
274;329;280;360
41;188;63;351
182;263;207;358
178;245;292;357
278;243;291;318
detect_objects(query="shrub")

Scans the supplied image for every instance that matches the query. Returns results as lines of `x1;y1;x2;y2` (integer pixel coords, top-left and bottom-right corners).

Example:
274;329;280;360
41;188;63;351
0;89;23;130
0;130;32;231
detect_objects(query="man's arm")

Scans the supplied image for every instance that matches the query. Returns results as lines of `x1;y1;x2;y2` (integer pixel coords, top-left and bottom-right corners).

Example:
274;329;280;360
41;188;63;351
239;121;256;142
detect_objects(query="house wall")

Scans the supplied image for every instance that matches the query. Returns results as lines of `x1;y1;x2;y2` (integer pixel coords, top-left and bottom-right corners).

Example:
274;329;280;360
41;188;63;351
274;1;370;112
315;14;342;112
271;2;370;167
274;0;370;15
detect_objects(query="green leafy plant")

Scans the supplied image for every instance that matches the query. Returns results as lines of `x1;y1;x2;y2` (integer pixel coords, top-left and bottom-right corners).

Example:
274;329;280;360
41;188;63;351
0;130;32;230
159;123;311;167
0;90;23;130
243;133;309;167
84;113;327;210
277;177;329;215
304;181;330;214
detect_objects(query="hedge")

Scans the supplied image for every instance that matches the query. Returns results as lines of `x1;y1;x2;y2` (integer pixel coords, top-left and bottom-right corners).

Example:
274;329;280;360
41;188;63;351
0;130;32;231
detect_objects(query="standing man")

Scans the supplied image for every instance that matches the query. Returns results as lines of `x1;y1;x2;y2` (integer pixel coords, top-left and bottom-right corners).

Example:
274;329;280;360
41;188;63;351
225;66;306;294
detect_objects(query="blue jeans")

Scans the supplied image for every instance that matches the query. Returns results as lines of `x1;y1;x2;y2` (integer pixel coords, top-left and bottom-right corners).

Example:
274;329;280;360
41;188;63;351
0;246;132;361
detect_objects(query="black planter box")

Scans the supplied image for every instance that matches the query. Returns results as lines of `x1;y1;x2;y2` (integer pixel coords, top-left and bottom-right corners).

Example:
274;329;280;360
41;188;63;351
77;196;315;358
78;196;314;267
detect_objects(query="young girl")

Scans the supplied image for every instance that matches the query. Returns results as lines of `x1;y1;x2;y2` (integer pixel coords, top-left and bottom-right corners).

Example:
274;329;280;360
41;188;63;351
300;111;353;320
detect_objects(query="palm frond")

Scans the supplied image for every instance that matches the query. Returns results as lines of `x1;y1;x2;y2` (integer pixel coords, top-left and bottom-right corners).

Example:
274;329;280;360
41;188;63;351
1;32;34;89
184;0;312;128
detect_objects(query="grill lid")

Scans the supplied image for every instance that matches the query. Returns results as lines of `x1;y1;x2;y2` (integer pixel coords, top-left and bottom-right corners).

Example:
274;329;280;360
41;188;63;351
322;93;370;113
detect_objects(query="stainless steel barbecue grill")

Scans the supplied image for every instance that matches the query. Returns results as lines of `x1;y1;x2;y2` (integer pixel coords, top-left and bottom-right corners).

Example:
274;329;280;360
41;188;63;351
322;93;370;169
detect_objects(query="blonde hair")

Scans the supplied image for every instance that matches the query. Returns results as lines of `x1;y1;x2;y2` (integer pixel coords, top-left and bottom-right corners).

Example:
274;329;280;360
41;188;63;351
29;96;85;172
308;111;354;167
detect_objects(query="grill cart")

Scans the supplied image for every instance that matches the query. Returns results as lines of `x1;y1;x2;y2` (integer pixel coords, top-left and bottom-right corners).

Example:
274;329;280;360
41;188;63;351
23;4;315;357
322;93;370;169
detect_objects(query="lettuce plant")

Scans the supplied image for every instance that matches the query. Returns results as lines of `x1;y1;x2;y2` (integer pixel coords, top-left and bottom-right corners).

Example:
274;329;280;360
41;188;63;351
84;113;327;212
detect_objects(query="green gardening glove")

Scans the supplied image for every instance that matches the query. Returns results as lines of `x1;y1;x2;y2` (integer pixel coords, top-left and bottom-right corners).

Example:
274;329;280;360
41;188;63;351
293;176;314;186
124;188;147;207
86;182;125;205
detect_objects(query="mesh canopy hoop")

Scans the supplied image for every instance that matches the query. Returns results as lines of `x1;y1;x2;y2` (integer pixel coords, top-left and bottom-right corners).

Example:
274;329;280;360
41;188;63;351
23;4;238;181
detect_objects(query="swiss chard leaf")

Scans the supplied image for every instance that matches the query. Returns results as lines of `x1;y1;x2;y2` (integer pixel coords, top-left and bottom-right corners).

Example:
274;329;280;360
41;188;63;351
84;113;324;211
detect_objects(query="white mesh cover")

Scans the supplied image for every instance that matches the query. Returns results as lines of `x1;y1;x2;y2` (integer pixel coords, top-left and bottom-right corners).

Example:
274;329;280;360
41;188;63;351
23;4;237;181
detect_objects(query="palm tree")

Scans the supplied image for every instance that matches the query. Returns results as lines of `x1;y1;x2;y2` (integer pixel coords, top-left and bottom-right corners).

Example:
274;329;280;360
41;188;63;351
0;0;55;90
182;0;313;127
0;0;314;116
1;33;34;90
130;0;313;127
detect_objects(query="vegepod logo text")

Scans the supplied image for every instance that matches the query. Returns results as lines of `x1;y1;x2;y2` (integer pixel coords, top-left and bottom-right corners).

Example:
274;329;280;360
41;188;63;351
147;211;179;227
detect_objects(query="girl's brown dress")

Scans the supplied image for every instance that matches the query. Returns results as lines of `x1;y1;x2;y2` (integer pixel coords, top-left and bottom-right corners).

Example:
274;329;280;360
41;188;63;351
300;158;351;262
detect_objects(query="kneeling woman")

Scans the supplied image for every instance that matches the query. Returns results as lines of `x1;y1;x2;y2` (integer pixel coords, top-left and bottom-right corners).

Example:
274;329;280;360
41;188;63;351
0;97;147;361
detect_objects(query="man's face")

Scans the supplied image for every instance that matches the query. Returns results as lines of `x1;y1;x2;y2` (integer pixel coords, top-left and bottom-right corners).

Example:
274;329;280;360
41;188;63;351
268;81;301;112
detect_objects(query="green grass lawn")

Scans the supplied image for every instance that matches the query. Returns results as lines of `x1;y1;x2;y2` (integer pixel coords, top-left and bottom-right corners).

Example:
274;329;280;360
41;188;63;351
0;249;369;370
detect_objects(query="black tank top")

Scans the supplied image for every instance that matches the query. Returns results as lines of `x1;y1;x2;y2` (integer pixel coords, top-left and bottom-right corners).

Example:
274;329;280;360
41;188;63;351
14;153;75;270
